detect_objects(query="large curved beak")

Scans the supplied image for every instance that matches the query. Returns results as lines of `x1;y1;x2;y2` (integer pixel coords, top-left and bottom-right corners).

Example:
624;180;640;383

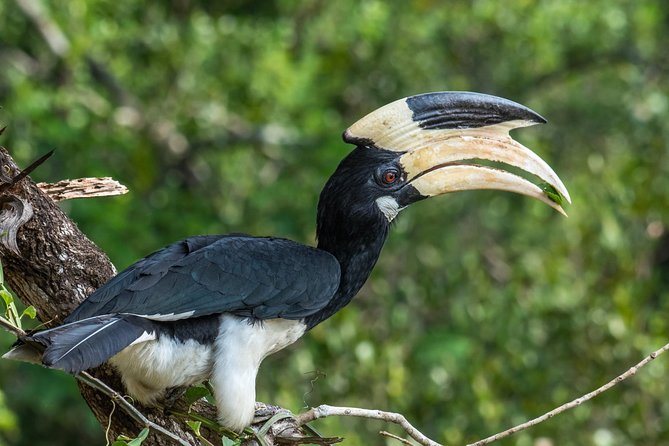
345;92;571;215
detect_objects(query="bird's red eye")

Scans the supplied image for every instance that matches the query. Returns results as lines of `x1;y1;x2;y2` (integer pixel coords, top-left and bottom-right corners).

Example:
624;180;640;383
383;170;398;184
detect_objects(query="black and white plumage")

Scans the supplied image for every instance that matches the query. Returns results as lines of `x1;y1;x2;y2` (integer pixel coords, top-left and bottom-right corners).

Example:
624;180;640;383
3;92;570;431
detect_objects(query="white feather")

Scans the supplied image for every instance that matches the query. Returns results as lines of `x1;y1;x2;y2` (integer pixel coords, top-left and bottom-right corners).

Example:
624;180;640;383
375;195;401;222
128;330;156;346
108;313;306;433
140;311;196;321
211;315;306;431
110;333;213;405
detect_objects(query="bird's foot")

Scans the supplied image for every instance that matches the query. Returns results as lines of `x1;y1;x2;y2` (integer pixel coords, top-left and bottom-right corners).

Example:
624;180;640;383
251;404;298;445
252;402;285;424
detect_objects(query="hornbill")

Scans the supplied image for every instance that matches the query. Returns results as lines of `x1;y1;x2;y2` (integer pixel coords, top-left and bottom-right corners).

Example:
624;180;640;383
3;92;570;431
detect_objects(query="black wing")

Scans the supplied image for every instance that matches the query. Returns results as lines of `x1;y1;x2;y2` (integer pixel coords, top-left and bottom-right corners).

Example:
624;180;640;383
65;235;341;322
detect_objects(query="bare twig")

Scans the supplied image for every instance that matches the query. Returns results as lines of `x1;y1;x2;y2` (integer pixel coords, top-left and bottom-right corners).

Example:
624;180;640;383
0;315;26;337
37;177;129;201
468;341;669;446
76;371;194;446
296;405;440;446
1;307;191;445
380;430;414;445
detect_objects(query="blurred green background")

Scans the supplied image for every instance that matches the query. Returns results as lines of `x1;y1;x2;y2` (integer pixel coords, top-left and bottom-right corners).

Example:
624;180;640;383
1;1;669;445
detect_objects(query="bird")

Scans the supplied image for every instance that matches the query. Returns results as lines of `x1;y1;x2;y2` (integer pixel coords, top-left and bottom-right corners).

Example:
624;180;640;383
3;91;570;431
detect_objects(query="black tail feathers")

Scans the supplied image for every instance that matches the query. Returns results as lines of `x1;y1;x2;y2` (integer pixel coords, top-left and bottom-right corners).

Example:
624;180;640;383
4;315;155;374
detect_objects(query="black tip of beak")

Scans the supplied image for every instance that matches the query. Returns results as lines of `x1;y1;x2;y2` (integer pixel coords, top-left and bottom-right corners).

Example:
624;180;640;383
406;91;546;130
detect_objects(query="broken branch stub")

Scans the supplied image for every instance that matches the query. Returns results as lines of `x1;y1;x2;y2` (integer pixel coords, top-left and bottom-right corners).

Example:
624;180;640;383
37;177;129;201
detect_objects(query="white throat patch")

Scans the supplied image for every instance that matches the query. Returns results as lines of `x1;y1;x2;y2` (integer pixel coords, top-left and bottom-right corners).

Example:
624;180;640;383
376;196;401;222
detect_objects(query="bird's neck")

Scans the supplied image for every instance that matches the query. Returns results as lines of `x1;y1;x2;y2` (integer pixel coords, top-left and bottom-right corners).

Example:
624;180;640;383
305;217;389;329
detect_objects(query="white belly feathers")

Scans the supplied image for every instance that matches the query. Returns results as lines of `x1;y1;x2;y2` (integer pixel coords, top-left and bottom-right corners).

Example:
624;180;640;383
109;313;306;431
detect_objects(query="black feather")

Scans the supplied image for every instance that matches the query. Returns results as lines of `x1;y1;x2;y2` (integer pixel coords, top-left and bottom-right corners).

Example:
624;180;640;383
65;235;341;323
30;315;154;373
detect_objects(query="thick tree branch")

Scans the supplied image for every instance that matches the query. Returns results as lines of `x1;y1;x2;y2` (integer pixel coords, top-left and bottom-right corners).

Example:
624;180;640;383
3;139;669;446
0;146;204;445
0;146;332;446
0;294;192;445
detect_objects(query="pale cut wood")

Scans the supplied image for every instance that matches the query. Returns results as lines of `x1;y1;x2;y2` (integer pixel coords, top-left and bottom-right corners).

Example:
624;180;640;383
37;177;129;201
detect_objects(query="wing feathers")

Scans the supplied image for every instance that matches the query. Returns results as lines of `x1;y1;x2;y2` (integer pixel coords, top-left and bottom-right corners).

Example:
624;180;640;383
66;235;341;323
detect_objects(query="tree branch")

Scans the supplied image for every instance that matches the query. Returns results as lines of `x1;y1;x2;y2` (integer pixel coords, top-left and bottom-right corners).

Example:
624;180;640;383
0;315;26;337
379;430;414;445
0;146;340;445
296;405;440;446
0;297;192;445
467;340;669;446
2;138;669;445
0;146;205;445
76;372;193;446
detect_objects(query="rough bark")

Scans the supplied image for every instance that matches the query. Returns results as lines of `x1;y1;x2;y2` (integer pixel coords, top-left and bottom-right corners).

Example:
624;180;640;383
0;146;216;445
0;146;329;446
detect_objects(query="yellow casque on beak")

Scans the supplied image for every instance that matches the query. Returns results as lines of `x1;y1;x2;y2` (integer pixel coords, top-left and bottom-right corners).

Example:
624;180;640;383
345;92;570;215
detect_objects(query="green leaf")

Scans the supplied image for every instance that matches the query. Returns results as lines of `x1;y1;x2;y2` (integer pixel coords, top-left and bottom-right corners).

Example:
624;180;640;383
538;182;565;206
126;428;150;446
20;306;36;320
185;385;210;405
112;441;129;446
186;420;202;436
222;436;239;446
0;290;13;308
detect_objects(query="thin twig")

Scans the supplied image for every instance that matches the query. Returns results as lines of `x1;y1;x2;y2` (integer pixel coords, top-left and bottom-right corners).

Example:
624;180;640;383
380;430;414;445
1;315;193;446
296;405;440;446
76;371;194;446
0;315;26;337
468;341;669;446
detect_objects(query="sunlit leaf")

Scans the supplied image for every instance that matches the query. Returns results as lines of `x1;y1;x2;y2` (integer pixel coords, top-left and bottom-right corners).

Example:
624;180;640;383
186;420;202;436
20;306;36;320
126;428;150;446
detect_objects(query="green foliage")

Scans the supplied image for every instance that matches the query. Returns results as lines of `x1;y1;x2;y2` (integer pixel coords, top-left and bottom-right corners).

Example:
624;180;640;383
0;389;18;445
113;427;150;446
0;263;36;331
184;385;212;406
0;1;669;445
221;436;240;446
